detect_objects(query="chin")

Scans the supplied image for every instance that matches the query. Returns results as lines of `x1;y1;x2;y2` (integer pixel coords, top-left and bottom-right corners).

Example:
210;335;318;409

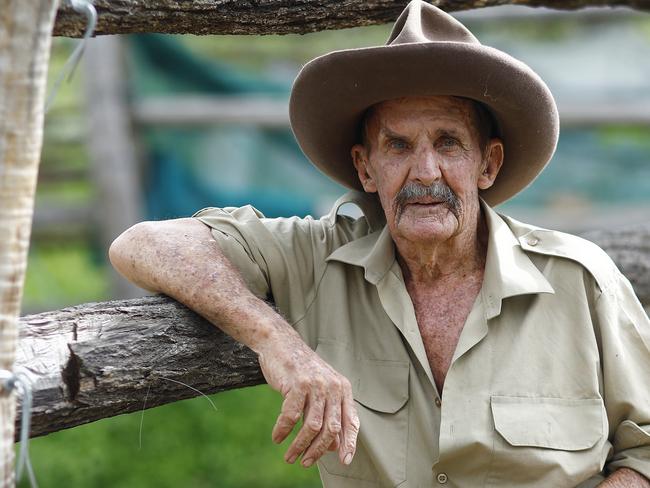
397;218;458;244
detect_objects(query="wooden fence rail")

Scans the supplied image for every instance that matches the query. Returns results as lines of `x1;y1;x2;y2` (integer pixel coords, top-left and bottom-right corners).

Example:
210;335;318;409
53;0;650;38
15;295;264;440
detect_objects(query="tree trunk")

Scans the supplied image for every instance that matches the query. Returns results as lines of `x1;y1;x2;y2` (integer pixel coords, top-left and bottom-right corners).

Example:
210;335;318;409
53;0;650;38
13;226;650;440
0;1;60;485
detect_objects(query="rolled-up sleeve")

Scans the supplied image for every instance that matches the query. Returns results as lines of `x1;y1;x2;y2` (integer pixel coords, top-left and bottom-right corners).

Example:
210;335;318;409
192;205;335;324
597;271;650;478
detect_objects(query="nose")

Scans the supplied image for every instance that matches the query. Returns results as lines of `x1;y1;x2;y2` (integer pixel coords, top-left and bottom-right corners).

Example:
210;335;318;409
410;145;441;186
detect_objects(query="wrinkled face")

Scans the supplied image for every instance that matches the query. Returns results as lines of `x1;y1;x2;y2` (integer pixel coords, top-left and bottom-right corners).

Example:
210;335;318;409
351;96;503;245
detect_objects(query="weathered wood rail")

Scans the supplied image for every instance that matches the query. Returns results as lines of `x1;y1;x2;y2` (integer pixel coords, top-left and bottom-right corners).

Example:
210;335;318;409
16;296;264;440
13;224;650;440
53;0;650;38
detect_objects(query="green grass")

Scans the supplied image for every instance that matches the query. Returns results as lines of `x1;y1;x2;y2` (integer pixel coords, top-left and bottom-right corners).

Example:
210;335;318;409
22;243;109;313
19;385;320;488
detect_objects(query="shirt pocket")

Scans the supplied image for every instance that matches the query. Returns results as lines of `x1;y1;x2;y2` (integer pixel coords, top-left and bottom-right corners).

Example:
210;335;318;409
315;340;410;487
487;396;606;487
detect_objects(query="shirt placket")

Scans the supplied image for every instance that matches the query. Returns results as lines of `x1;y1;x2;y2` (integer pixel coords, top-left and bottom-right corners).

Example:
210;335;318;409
375;262;437;392
377;263;491;487
434;291;489;487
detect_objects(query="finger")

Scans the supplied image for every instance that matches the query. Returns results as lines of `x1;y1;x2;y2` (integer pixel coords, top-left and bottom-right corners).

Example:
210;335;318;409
300;398;342;467
272;388;306;444
327;433;340;452
284;391;325;464
339;383;360;465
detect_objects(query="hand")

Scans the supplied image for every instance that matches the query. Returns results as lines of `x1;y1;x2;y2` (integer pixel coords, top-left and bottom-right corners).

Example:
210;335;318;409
258;335;360;468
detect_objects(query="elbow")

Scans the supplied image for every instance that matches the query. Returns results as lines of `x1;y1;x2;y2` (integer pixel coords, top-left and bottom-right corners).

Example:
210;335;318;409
109;218;208;293
109;221;156;279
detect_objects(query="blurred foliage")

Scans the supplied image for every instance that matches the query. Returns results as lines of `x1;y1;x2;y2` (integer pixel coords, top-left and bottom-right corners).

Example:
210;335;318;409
36;179;92;206
500;126;650;210
19;386;320;488
22;243;109;312
23;37;98;313
177;25;391;75
600;125;650;145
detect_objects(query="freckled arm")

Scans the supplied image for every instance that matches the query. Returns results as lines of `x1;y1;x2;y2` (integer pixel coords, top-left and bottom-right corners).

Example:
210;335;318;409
599;467;650;487
108;218;359;468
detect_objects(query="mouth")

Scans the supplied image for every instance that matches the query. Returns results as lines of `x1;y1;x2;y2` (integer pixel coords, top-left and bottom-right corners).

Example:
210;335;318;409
401;201;449;216
405;198;445;207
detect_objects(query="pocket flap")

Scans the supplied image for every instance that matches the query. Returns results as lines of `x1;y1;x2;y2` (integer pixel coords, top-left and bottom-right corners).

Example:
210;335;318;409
491;396;604;451
316;340;409;413
614;420;650;451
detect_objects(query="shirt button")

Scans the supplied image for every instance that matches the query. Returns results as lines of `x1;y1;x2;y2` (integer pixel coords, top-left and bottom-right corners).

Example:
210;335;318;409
437;472;448;484
527;237;539;246
434;397;442;407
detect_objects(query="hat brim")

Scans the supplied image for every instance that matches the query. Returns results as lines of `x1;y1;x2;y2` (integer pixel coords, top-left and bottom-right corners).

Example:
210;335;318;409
289;42;559;206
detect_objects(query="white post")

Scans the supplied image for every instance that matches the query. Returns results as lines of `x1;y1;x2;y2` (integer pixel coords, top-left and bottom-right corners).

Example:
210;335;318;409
0;1;60;485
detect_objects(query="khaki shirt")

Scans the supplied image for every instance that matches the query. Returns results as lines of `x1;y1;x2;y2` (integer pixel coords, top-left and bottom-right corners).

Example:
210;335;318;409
194;191;650;488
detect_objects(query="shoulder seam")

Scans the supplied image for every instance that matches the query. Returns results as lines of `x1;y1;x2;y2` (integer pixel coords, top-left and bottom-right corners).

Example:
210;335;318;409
524;229;618;295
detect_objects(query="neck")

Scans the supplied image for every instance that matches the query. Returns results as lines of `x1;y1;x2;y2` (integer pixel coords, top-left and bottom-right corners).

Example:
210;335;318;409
395;205;488;285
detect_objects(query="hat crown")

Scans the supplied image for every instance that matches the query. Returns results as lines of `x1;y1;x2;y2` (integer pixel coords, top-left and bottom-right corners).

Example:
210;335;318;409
387;0;479;46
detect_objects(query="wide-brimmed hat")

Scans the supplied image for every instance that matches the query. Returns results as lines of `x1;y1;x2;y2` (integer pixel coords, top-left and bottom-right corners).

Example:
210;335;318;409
289;0;559;206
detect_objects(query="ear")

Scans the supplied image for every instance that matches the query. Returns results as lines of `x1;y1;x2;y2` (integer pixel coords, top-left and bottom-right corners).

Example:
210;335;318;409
351;144;377;193
478;138;504;191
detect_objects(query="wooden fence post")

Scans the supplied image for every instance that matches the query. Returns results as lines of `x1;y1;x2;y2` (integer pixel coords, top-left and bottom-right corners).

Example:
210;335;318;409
0;1;60;485
84;35;145;299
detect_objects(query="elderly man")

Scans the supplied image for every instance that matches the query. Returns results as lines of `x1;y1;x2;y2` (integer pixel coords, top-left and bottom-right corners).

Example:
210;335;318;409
109;2;650;487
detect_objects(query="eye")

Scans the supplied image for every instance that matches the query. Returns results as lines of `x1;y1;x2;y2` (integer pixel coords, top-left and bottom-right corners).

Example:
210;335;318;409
388;138;409;151
440;137;458;148
436;136;462;153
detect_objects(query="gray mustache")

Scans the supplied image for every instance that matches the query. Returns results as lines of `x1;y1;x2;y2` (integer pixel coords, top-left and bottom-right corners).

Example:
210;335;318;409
393;182;462;221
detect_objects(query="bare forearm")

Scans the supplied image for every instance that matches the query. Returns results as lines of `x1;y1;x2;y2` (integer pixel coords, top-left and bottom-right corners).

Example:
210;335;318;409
109;218;300;354
110;218;360;467
599;468;650;487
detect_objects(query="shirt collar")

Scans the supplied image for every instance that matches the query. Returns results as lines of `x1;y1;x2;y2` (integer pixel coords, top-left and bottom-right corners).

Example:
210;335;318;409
325;196;555;312
480;199;555;319
326;226;395;285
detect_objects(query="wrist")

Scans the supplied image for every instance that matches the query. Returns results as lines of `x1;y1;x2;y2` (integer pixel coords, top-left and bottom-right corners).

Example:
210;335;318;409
248;313;302;357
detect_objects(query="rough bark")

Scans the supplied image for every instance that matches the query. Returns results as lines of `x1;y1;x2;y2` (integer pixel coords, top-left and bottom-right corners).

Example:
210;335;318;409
12;225;650;441
0;1;60;485
53;0;650;38
15;296;264;440
584;225;650;306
